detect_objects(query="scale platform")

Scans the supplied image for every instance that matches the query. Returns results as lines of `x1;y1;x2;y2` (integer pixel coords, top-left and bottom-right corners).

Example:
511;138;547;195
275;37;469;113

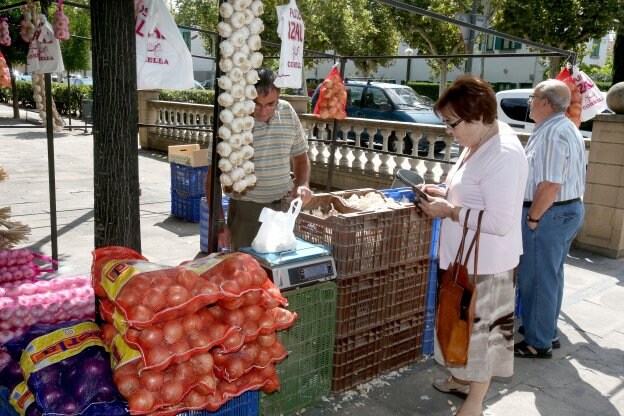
240;238;336;289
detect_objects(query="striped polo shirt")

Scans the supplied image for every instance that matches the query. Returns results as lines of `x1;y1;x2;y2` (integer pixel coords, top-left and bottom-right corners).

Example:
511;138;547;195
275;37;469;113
524;112;586;201
229;99;308;203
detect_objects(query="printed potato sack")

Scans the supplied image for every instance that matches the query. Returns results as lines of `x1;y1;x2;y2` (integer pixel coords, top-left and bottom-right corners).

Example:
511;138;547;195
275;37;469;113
312;65;347;120
8;381;43;416
180;252;287;310
6;321;126;416
92;246;223;328
109;333;217;415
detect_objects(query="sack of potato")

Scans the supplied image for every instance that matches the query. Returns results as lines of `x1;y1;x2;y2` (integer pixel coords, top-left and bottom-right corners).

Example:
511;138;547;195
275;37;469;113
313;66;347;120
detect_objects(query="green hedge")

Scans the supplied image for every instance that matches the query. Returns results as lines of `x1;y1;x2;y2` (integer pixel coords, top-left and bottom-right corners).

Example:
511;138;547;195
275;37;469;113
406;82;440;100
595;81;611;92
159;89;215;104
0;81;93;114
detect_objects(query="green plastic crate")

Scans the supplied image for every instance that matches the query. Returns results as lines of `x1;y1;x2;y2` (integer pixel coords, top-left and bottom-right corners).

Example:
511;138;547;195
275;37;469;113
260;281;337;416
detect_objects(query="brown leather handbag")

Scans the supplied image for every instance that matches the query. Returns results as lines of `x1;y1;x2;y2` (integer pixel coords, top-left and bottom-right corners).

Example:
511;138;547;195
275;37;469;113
436;209;484;366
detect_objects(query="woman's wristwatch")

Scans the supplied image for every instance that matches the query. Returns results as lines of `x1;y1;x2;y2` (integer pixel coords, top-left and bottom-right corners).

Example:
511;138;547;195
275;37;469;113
526;214;539;224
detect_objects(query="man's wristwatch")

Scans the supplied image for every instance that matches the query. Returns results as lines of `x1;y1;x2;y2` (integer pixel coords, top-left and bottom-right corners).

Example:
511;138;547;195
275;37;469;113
526;214;540;224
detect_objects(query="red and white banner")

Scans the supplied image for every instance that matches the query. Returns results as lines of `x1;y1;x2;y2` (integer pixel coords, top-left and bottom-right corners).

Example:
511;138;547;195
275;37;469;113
274;0;304;89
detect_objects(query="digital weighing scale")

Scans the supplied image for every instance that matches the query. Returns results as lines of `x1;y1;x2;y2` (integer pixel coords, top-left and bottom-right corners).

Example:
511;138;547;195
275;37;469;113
240;238;336;289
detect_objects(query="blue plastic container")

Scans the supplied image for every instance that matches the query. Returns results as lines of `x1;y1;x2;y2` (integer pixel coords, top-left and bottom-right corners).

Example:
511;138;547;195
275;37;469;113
170;163;209;196
176;390;258;416
171;190;202;222
422;218;441;356
199;196;230;253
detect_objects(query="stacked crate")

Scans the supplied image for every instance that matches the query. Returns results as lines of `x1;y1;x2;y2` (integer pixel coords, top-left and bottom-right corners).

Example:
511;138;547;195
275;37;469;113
294;189;433;392
260;281;337;415
169;145;209;222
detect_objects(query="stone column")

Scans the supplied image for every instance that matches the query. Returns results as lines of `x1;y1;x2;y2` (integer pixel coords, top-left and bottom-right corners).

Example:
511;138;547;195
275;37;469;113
137;89;160;148
576;113;624;258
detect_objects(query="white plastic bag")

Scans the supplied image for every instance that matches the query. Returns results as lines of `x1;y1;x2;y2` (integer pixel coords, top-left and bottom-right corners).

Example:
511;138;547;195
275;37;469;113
135;0;194;90
28;15;64;74
571;66;608;122
252;198;302;253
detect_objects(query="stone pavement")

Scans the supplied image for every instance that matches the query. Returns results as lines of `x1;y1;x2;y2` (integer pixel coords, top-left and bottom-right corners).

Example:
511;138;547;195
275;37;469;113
1;104;623;416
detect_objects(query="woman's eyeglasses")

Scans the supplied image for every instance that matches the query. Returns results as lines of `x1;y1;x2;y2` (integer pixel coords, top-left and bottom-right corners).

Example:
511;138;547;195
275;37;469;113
444;118;463;130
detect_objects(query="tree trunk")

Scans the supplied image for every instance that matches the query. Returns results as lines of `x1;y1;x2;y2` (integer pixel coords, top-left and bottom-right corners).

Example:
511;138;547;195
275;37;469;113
6;61;19;119
612;26;624;85
90;0;141;252
438;59;449;97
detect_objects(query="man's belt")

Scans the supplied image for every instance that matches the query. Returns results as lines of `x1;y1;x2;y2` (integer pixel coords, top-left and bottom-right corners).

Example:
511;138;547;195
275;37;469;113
523;198;580;208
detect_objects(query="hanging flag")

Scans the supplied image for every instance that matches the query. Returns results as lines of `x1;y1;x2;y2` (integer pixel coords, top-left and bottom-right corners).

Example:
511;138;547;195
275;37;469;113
274;0;304;89
135;0;194;90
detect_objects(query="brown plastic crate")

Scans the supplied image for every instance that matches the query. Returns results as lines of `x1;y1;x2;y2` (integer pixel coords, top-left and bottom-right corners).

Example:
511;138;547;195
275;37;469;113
331;325;384;392
381;316;425;373
335;270;387;337
385;258;430;322
294;209;393;277
388;205;433;265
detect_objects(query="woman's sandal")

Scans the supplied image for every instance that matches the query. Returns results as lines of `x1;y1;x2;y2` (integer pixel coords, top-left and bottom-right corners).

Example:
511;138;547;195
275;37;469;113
432;376;470;398
518;326;561;349
514;340;552;359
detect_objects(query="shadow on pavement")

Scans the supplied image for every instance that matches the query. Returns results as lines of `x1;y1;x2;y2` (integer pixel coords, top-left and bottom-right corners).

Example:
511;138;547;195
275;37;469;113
154;215;200;238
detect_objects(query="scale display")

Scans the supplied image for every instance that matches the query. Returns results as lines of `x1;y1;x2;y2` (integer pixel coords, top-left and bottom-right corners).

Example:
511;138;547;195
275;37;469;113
271;256;336;289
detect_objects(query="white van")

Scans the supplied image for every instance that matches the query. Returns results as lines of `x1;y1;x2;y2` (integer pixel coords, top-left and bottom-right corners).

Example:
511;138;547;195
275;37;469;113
496;88;598;138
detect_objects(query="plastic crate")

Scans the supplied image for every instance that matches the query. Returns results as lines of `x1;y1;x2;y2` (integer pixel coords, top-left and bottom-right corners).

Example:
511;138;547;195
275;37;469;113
422;257;439;356
294;209;393;277
200;196;230;253
384;258;429;323
380;187;414;203
260;282;336;416
171;190;202;222
170;163;209;196
388;205;433;265
335;270;387;338
177;391;258;416
381;315;425;373
331;326;384;392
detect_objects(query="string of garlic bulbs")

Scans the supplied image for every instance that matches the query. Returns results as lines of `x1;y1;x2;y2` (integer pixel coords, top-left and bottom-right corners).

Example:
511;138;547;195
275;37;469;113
32;73;65;132
216;0;264;193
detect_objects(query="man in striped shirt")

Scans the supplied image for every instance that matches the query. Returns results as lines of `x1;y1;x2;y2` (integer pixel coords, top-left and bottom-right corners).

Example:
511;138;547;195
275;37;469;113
515;79;586;359
219;67;312;251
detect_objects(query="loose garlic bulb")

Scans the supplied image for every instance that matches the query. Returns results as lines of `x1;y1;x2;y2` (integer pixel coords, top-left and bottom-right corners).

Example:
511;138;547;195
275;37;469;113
220;40;235;57
242;160;255;174
217;141;233;157
251;0;264;16
232;51;246;67
218;75;233;91
219;108;234;124
230;31;246;48
247;34;261;51
218;158;234;172
243;115;255;130
232;179;248;193
220;173;234;187
230;11;246;29
229;150;243;165
244;84;258;100
218;93;234;107
219;2;234;18
229;67;244;83
217;21;233;38
230;167;245;182
241;144;255;160
241;131;253;145
250;51;263;68
218;125;232;140
231;83;245;99
219;58;234;73
229;133;243;149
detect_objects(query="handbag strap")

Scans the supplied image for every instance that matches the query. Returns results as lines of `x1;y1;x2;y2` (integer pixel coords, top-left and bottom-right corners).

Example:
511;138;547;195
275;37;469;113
453;209;471;267
462;210;484;283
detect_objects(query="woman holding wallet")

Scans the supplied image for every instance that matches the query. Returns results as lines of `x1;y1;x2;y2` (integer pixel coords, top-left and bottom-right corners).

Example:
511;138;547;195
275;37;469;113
417;75;528;416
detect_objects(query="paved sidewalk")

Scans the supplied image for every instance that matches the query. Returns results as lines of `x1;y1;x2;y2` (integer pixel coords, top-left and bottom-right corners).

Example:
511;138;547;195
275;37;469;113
1;104;623;415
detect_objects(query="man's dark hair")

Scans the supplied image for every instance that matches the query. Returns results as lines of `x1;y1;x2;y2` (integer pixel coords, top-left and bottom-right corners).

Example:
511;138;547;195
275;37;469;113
255;67;279;96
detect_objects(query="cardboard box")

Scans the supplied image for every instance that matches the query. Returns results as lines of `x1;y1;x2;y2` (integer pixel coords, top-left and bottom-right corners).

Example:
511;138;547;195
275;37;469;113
168;144;209;167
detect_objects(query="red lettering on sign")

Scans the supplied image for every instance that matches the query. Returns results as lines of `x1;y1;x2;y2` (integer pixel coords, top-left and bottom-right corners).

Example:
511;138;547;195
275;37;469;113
288;21;302;42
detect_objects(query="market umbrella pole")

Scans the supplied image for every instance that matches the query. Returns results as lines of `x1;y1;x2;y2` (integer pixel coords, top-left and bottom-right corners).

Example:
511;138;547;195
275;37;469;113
44;72;59;269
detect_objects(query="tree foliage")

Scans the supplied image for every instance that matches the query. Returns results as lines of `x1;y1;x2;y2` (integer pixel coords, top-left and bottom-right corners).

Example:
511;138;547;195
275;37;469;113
172;0;399;75
55;0;91;73
493;0;620;76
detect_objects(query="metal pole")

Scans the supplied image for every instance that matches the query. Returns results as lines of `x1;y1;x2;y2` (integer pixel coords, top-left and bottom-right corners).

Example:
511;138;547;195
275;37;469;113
465;0;479;73
67;71;72;130
405;48;414;84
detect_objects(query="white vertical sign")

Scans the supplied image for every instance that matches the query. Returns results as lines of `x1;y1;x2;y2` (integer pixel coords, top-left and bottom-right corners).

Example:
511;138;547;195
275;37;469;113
274;0;304;89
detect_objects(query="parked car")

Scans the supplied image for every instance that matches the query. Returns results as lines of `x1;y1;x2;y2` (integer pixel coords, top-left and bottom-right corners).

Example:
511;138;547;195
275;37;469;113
311;80;445;154
68;76;93;86
200;79;213;89
192;80;205;90
495;88;611;138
